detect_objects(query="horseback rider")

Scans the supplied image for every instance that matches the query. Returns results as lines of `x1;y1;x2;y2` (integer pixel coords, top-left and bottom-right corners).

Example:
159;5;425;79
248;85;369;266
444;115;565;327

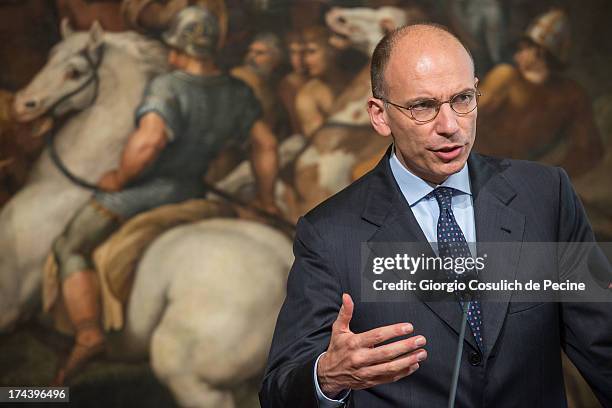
51;5;279;384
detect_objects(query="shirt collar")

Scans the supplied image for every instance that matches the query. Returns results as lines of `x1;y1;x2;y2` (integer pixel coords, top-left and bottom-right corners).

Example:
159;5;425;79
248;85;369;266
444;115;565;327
389;148;472;206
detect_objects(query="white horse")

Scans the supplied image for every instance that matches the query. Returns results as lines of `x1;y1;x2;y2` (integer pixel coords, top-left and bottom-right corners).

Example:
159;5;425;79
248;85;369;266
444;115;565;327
5;21;163;330
5;23;293;408
324;6;413;125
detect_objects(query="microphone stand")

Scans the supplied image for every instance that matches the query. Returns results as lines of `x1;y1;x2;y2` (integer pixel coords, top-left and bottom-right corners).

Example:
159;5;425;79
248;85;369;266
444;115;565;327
448;292;471;408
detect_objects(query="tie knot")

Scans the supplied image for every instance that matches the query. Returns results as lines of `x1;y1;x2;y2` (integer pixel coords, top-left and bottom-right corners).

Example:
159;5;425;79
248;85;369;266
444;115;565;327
432;187;454;211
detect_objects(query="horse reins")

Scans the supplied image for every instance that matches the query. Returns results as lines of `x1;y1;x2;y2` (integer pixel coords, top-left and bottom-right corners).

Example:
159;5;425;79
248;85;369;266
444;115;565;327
202;181;296;232
45;46;104;192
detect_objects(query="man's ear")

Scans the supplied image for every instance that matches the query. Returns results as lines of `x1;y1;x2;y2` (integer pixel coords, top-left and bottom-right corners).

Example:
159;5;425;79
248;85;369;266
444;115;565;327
367;97;392;137
474;77;479;88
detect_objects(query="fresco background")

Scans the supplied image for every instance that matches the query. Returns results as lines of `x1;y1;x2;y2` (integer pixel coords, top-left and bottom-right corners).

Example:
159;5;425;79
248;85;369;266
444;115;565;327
0;0;610;407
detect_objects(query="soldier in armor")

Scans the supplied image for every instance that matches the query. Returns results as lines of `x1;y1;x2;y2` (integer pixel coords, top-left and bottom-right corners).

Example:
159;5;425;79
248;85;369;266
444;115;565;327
475;9;604;177
51;5;278;385
121;0;228;48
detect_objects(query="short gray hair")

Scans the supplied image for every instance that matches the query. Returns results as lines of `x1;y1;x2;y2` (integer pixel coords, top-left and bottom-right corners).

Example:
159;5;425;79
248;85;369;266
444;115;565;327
252;32;283;60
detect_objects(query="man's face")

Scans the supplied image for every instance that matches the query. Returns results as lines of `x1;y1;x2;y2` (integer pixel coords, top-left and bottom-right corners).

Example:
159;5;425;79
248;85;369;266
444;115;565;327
246;40;279;77
288;41;306;75
304;41;329;78
370;34;478;184
514;41;542;73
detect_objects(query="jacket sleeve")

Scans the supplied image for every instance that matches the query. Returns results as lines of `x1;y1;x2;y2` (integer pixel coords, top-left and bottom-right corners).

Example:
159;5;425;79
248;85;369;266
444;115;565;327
259;216;346;408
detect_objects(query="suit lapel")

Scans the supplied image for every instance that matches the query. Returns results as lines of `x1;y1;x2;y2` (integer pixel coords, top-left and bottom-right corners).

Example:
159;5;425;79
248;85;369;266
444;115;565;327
468;154;525;356
362;151;527;354
364;150;481;351
364;150;433;269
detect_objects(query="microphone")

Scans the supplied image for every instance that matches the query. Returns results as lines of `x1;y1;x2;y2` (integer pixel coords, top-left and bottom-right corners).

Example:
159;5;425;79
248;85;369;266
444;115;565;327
448;264;479;408
448;299;470;408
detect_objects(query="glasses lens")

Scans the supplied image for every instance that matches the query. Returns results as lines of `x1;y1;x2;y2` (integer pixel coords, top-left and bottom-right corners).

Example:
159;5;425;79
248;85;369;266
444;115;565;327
411;100;439;122
450;91;478;114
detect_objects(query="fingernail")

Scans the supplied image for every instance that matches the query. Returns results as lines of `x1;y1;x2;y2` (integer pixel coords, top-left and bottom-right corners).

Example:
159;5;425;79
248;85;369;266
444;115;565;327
415;336;426;347
403;324;413;334
417;351;427;361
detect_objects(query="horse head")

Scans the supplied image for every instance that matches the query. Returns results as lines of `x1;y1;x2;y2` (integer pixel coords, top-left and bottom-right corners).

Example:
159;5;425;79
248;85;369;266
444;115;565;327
13;19;106;122
0;24;167;333
325;7;409;56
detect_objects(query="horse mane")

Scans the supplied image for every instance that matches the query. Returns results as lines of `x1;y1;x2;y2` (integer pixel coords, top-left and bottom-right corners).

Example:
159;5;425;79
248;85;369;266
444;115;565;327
103;31;169;75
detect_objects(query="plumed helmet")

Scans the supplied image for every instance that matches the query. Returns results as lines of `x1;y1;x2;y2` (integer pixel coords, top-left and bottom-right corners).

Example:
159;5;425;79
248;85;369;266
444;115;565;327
162;5;220;59
525;8;571;65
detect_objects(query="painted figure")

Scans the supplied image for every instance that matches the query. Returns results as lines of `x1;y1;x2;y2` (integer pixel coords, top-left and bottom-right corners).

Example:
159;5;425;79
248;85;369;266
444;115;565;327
295;26;349;138
277;31;307;136
1;2;609;406
6;13;289;406
121;0;228;47
215;6;411;224
231;32;285;131
475;9;604;177
48;6;278;384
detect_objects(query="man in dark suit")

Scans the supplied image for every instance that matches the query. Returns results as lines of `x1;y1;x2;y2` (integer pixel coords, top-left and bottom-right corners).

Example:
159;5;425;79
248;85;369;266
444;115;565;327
259;23;612;407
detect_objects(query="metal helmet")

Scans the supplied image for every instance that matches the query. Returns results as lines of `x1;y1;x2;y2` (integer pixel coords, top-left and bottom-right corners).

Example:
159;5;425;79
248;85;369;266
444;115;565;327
162;5;220;59
525;8;571;65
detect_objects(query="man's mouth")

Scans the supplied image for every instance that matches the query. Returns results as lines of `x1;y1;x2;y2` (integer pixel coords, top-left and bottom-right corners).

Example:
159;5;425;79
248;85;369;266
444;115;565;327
431;145;464;162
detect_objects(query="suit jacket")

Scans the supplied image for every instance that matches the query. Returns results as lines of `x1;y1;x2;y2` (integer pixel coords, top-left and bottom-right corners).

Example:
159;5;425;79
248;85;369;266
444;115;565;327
259;151;612;408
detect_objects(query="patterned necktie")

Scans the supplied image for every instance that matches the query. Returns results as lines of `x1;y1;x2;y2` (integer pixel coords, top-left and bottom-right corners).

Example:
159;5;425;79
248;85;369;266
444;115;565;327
432;186;484;350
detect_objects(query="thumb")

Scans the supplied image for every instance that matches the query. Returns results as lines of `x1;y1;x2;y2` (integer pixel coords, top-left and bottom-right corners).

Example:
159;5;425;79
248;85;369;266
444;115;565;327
334;293;354;333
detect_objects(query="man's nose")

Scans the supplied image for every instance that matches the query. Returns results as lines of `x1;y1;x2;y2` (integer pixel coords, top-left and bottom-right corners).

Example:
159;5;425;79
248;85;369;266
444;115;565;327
434;103;459;137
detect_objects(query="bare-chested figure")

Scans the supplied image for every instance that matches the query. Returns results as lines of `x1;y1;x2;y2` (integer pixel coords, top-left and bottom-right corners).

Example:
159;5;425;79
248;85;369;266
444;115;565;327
295;26;348;138
475;9;604;177
277;31;308;136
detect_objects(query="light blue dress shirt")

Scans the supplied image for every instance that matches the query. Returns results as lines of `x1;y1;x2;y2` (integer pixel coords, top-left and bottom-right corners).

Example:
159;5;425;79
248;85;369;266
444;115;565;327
388;151;476;248
314;150;476;407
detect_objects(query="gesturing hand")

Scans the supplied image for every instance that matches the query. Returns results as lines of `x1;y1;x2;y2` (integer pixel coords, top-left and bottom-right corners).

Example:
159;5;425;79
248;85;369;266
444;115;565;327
317;294;427;398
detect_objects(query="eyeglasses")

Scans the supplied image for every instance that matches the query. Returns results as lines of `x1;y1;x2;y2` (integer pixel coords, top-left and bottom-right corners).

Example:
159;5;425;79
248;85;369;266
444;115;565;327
379;90;481;124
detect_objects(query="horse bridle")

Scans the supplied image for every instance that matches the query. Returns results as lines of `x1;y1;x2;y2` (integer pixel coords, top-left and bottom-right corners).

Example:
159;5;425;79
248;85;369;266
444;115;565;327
46;45;104;192
42;45;296;231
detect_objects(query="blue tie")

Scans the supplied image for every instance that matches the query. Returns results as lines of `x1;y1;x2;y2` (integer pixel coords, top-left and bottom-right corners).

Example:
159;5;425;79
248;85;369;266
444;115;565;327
432;187;484;350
